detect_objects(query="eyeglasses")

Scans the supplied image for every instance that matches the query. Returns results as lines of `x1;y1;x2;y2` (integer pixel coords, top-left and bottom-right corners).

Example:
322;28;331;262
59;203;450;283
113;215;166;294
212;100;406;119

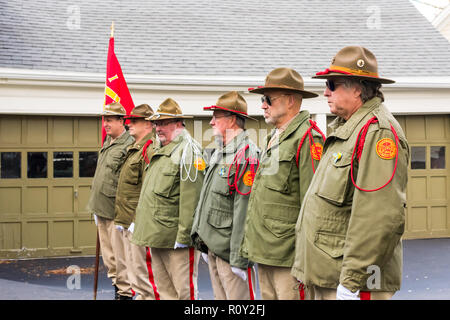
212;113;232;121
325;79;345;92
153;120;178;127
261;94;290;106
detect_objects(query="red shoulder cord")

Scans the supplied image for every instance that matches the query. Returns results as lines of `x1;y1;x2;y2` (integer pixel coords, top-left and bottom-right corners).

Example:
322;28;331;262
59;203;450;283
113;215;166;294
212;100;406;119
350;116;399;192
227;144;260;196
296;120;326;173
142;139;153;164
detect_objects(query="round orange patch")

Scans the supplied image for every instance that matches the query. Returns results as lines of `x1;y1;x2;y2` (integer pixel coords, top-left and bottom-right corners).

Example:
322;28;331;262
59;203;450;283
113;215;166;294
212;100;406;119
243;171;255;187
194;158;206;171
311;143;323;160
376;138;397;160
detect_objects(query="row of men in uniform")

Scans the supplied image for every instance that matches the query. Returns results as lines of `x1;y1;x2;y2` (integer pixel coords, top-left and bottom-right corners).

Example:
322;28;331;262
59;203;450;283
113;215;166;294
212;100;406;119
87;46;410;300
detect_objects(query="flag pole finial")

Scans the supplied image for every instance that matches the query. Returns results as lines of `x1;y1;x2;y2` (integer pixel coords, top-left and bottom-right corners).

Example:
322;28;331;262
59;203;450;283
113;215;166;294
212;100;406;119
110;21;115;38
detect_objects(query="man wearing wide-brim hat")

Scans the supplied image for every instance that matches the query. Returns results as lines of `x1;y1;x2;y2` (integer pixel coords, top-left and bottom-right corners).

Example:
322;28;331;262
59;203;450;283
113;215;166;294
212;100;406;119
87;101;135;299
191;91;260;300
240;67;325;300
132;98;204;300
291;46;410;300
112;103;159;300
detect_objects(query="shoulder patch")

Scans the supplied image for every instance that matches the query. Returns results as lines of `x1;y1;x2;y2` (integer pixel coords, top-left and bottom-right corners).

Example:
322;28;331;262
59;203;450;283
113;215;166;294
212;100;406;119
376;138;396;160
194;157;206;171
310;142;323;161
242;170;255;187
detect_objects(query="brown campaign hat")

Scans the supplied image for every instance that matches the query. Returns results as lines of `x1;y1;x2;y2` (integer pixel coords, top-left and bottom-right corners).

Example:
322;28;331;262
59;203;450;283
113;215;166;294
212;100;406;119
248;67;318;98
313;46;395;84
101;102;127;116
147;98;193;121
204;91;257;121
124;104;154;120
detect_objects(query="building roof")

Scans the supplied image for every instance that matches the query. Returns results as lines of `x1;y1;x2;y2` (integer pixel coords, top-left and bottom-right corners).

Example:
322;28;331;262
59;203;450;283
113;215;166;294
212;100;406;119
1;0;450;79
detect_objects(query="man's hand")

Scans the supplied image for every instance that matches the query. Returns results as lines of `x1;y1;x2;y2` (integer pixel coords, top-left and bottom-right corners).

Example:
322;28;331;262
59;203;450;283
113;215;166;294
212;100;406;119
336;284;360;300
231;267;247;281
174;242;188;249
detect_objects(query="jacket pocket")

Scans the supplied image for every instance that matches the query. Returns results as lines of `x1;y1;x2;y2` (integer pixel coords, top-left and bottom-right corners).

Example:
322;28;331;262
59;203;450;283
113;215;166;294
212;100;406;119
211;170;233;196
100;182;117;198
264;150;294;194
262;203;299;238
316;151;352;205
153;165;178;198
207;208;233;229
314;231;345;258
123;162;141;185
153;208;179;228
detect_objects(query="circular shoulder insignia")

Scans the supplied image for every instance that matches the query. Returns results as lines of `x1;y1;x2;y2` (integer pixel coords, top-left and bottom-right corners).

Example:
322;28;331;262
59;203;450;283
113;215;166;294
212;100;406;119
311;142;323;161
357;59;365;68
376;138;397;160
194;158;206;171
243;170;255;187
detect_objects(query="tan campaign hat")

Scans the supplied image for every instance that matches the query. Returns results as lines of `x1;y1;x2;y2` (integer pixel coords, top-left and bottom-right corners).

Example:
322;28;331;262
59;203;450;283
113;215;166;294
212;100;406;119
101;102;127;116
124;103;154;120
147;98;193;121
204;91;256;121
313;46;395;84
248;67;318;98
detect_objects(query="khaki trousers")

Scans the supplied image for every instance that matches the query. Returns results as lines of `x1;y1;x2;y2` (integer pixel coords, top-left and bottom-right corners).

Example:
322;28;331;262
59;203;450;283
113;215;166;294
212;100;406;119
207;251;256;300
96;216;117;286
313;286;395;300
123;230;157;300
257;264;303;300
150;247;200;300
111;226;132;297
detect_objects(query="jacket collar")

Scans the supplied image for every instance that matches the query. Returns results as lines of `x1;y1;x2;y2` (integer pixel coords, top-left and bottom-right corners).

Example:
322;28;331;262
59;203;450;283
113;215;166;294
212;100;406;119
129;132;154;151
328;97;381;140
266;110;310;150
154;129;188;157
102;130;131;150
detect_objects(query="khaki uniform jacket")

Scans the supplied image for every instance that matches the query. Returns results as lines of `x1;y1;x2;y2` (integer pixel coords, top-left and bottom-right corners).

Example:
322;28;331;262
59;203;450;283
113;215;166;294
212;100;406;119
86;131;134;220
291;97;410;293
132;130;205;248
114;132;156;228
191;131;260;269
240;111;323;267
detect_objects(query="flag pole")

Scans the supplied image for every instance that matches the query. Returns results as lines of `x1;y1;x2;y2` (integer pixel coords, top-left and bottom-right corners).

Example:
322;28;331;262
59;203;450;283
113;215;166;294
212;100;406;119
110;21;114;38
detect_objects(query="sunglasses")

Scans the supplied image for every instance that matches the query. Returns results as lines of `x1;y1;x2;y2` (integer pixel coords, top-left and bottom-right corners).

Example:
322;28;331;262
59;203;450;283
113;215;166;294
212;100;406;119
325;79;345;92
261;94;290;106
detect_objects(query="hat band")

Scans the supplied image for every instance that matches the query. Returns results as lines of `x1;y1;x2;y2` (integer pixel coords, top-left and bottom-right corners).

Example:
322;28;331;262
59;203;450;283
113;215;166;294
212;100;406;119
152;112;186;119
204;105;248;116
316;65;379;78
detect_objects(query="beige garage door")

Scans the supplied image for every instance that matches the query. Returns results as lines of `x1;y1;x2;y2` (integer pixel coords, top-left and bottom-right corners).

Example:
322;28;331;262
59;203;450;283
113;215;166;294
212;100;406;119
0;115;101;258
397;115;450;239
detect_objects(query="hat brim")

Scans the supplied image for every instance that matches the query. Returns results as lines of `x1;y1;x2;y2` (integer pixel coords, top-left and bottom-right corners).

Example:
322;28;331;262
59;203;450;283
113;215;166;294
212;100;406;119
204;105;257;121
123;114;149;120
146;114;194;121
248;86;318;98
101;111;127;117
312;71;395;84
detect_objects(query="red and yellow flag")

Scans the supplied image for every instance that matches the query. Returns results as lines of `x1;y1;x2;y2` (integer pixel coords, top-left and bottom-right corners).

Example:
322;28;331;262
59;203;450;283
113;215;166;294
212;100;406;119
102;22;135;145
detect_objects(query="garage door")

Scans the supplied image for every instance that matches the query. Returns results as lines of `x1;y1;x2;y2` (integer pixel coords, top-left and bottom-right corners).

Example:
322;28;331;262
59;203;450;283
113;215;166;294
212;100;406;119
397;115;450;239
0;115;100;258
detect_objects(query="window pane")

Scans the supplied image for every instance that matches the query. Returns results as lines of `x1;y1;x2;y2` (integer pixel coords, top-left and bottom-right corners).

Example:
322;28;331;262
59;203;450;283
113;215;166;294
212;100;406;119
53;152;73;178
79;152;98;178
411;147;426;169
27;152;47;178
430;146;445;169
1;152;21;179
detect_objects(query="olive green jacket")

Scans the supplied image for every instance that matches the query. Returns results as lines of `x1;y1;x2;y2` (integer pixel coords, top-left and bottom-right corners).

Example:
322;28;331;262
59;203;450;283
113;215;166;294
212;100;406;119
132;130;205;248
86;130;134;220
291;97;409;293
191;131;260;269
114;132;156;228
240;111;324;267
